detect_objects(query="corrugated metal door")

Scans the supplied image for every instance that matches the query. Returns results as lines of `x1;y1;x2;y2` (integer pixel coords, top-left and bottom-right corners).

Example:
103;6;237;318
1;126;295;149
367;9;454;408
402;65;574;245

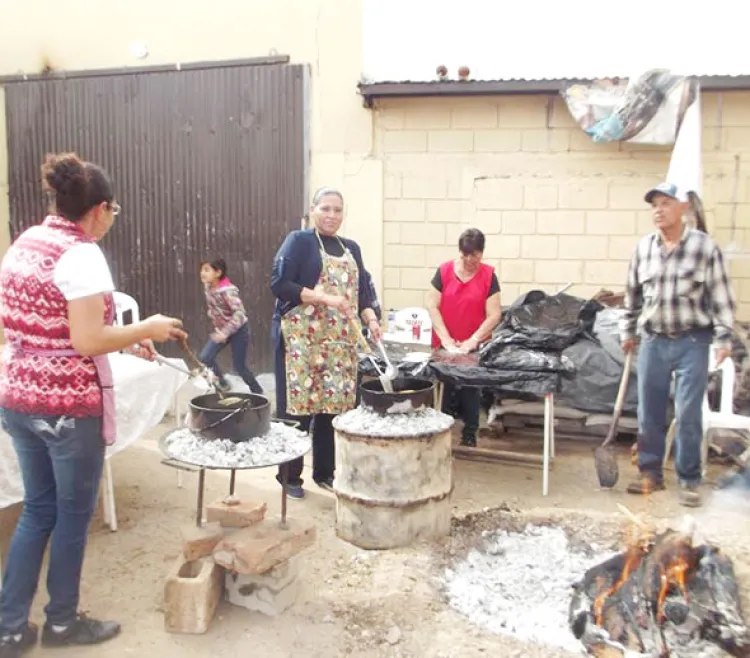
3;61;308;372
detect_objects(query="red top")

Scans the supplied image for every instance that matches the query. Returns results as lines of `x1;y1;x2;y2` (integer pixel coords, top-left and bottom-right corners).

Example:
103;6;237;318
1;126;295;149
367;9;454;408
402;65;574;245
432;261;494;348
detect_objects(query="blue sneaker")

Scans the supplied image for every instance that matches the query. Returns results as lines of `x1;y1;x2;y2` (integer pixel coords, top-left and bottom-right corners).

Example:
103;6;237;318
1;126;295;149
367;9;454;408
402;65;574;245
284;484;305;499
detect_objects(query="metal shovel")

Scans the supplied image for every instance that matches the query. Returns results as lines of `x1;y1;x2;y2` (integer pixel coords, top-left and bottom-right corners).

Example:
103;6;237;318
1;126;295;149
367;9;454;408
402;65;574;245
594;350;634;489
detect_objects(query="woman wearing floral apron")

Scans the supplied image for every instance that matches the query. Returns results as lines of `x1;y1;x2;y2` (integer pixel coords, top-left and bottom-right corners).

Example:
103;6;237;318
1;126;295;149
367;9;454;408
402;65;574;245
271;187;381;499
0;153;186;658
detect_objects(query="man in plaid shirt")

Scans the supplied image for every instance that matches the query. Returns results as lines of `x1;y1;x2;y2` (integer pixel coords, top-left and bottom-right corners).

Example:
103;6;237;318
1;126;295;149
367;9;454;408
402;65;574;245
621;182;736;507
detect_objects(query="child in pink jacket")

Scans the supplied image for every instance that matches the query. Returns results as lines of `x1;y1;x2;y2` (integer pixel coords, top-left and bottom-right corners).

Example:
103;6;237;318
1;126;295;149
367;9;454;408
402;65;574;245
198;258;263;394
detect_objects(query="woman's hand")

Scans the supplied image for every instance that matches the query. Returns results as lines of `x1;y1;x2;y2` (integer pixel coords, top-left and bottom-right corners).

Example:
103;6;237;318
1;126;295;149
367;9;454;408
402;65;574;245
325;294;351;315
458;337;480;354
441;335;458;351
144;314;187;343
367;318;382;343
125;340;157;361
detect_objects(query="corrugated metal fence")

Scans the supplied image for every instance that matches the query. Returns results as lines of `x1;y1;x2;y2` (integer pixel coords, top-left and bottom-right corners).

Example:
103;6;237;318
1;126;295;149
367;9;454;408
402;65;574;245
2;59;308;372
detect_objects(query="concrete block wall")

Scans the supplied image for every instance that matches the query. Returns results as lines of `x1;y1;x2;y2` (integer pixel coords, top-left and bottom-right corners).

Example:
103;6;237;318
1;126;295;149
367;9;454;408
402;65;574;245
374;92;750;321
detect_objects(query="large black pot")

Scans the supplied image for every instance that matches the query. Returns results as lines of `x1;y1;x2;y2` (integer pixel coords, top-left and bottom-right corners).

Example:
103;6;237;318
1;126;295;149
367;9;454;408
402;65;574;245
187;392;271;442
360;378;435;415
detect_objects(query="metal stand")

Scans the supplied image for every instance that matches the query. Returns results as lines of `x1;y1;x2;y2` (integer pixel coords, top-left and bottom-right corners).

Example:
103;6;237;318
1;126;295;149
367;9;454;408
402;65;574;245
280;463;289;528
196;469;205;527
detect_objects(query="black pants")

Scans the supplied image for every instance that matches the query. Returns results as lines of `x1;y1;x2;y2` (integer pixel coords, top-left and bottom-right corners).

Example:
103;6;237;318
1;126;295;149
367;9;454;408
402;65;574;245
276;414;335;486
441;383;481;444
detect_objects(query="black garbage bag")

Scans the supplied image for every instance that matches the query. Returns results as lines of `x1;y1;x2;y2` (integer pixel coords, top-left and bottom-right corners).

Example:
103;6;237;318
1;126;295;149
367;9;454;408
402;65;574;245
479;346;576;373
483;291;602;354
429;351;562;399
557;337;638;415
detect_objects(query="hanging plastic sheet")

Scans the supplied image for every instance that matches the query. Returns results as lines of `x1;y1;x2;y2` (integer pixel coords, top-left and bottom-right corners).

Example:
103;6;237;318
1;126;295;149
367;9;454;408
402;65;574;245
562;70;698;145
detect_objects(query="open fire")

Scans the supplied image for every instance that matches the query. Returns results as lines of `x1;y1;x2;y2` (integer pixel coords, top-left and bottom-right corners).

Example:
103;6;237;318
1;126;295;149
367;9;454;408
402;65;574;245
570;510;750;657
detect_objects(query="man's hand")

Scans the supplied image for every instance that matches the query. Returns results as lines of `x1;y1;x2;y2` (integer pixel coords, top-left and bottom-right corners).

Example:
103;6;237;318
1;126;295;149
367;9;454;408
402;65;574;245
715;346;732;366
622;338;637;354
210;332;226;344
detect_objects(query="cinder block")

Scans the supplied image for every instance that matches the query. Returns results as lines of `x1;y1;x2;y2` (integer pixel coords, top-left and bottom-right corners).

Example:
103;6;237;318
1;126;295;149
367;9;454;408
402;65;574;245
536;211;585;235
404;106;451;130
608;236;638;260
402;175;448;200
585;211;636;236
399;267;430;291
558;183;608;210
426;200;471;224
534;260;584;285
213;517;316;576
383;244;426;268
383;130;427;153
521;235;558;260
384;199;425;223
428;131;473;153
501;211;536;235
497;97;547;128
500;259;534;284
523;184;559;210
558;236;608;260
400;222;445;245
205;498;267;529
225;558;300;617
473;129;520;153
451;103;497;129
164;556;224;634
181;522;223;561
474;179;524;210
584;260;629;287
521;130;570;153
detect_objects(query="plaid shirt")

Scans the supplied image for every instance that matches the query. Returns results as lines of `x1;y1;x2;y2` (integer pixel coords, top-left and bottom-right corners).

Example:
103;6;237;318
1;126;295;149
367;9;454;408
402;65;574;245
620;228;736;348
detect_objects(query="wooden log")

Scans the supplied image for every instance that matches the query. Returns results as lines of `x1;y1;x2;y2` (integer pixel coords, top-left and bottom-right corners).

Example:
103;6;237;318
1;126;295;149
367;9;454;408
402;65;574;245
453;445;545;466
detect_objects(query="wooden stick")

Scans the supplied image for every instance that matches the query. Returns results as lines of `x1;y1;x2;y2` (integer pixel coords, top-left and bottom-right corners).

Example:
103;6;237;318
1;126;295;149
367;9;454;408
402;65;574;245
347;314;371;354
453;445;545;465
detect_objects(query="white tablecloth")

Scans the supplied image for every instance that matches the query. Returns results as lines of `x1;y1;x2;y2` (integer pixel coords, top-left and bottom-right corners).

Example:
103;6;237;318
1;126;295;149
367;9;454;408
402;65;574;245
0;354;189;509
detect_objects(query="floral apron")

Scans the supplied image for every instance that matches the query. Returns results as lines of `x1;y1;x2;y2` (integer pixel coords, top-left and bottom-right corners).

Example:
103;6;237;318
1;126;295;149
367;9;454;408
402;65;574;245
6;294;118;446
281;232;360;416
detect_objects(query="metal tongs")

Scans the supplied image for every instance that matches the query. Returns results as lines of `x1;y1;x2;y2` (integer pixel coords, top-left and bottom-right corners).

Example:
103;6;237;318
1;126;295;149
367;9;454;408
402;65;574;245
376;340;397;393
347;314;396;393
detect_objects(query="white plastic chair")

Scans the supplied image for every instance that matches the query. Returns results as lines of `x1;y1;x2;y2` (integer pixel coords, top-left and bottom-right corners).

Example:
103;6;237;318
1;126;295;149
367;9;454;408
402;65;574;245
113;291;140;326
664;356;750;474
387;306;433;345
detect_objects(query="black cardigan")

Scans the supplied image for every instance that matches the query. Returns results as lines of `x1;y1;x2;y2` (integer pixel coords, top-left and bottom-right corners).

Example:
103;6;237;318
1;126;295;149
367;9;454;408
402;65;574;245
271;229;374;321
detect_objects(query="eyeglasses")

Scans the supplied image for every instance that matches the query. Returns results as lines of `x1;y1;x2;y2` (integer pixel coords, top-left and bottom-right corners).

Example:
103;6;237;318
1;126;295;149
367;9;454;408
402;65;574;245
109;202;121;216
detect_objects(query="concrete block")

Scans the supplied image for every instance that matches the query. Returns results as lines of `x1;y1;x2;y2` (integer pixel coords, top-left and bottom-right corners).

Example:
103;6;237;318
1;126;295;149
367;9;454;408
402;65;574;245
402;175;447;200
451;102;497;129
535;210;585;235
428;130;473;153
585;211;637;236
521;130;570;153
523;184;559;210
474;179;524;211
400;222;445;245
205;498;267;529
383;130;427;153
213;517;316;575
225;558;300;617
558;183;608;210
534;260;583;285
473;129;521;153
501;211;536;235
521;235;558;260
497;96;547;128
181;522;223;561
384;199;425;223
558;236;608;261
164;556;224;634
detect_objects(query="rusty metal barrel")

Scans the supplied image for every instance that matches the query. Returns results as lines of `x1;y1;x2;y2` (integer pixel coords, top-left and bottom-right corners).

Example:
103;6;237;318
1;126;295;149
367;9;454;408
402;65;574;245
332;380;455;550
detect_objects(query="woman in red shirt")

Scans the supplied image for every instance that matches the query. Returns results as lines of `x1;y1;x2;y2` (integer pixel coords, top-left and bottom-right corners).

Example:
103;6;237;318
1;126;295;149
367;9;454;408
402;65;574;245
426;228;502;447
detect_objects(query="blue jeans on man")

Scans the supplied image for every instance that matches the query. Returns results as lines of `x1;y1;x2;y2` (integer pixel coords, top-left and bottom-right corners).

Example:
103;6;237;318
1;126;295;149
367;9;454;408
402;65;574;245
0;410;104;636
199;323;263;394
636;328;711;487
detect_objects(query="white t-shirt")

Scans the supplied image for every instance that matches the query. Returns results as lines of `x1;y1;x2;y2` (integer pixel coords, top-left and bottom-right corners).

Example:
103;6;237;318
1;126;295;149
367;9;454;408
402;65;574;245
53;243;115;301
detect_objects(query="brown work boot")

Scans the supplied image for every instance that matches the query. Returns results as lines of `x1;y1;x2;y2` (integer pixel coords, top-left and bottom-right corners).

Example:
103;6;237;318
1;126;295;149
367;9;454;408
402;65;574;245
678;482;702;508
626;472;666;495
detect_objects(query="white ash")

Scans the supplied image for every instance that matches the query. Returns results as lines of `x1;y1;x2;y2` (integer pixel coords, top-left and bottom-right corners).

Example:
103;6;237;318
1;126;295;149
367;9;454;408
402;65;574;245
333;406;454;437
443;524;610;654
164;423;311;468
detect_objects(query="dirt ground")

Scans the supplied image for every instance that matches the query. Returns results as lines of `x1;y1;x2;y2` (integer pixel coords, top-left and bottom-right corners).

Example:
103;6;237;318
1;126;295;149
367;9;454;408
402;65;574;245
2;422;750;658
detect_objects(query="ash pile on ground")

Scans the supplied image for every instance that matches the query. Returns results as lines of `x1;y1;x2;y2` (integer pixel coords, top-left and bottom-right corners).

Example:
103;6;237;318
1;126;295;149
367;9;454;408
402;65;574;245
163;423;311;467
333;406;454;437
443;523;611;653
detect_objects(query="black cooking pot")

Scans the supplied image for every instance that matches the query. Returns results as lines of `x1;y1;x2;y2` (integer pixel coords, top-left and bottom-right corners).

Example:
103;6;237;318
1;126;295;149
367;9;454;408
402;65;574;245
188;392;270;442
360;378;435;415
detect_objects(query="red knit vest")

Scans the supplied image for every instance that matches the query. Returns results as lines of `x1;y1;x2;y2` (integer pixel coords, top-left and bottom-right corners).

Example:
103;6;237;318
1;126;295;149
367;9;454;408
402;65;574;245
0;216;114;417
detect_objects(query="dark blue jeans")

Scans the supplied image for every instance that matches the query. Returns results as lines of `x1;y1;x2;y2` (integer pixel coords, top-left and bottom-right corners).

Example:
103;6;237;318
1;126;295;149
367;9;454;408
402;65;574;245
199;323;263;394
0;409;105;633
636;329;711;485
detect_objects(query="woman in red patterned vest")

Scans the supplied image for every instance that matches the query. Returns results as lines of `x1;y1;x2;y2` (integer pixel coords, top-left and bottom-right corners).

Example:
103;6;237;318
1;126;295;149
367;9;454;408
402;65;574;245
0;153;187;657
